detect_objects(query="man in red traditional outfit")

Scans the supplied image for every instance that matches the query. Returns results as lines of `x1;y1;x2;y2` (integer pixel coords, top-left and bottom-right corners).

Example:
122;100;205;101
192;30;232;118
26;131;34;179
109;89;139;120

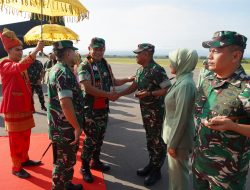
0;28;44;178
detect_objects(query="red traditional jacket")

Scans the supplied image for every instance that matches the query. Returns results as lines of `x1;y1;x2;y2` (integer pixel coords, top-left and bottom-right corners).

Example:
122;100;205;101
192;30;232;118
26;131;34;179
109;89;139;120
0;56;35;113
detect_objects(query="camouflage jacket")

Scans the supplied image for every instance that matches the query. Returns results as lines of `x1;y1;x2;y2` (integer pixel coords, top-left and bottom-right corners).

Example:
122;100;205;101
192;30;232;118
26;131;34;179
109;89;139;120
47;62;85;142
194;66;250;173
135;60;171;108
27;59;44;84
77;56;114;118
44;60;57;71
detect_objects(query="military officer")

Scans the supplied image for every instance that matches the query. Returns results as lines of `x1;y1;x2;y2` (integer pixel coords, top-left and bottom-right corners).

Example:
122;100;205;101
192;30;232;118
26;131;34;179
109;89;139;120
47;40;84;190
77;37;134;183
118;43;171;186
193;31;250;190
27;58;47;111
43;52;57;84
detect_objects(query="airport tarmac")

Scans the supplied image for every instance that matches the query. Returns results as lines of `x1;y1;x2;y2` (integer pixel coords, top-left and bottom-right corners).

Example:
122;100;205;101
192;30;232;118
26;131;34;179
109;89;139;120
0;63;249;190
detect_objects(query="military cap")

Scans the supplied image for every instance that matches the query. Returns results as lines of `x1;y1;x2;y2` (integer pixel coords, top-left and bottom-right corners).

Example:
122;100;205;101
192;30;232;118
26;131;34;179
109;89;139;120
202;31;247;49
90;37;105;48
133;43;155;54
53;40;78;51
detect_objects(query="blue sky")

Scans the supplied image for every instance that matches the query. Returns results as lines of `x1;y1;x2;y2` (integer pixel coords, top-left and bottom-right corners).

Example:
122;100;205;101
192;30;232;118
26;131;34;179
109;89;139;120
0;0;250;56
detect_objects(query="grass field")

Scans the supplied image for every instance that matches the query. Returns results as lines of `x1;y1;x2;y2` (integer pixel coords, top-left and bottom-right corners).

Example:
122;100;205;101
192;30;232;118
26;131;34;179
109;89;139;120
2;56;250;73
106;57;250;73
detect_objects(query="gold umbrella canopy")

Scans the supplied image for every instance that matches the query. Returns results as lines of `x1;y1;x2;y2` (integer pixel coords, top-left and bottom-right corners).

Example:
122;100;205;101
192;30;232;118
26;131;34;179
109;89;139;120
24;24;79;45
0;0;89;22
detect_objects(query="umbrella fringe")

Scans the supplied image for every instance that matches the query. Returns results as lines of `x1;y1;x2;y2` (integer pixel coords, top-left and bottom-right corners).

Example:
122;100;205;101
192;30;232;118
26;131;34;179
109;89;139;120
24;40;53;46
0;4;32;20
24;24;79;45
0;0;89;22
24;39;78;46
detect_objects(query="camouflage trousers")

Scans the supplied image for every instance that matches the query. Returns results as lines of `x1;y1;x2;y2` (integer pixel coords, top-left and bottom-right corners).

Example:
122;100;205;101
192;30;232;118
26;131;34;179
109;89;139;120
192;151;249;190
31;84;45;106
141;107;166;168
81;109;108;163
52;140;79;190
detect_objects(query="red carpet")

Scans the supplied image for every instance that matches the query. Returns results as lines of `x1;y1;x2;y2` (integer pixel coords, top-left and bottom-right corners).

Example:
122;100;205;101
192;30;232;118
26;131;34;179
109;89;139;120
0;134;106;190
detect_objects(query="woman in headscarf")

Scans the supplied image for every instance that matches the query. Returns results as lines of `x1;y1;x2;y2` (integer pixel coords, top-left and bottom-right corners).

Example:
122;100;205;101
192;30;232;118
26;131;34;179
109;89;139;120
162;48;198;190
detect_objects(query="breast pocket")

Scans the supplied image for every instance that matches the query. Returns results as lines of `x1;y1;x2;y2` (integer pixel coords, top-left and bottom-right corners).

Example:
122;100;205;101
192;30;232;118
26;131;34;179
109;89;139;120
212;90;243;117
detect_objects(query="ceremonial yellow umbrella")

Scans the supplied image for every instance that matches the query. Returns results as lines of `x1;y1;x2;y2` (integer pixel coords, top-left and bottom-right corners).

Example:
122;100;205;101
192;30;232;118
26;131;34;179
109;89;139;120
0;0;89;22
24;24;79;45
0;0;88;49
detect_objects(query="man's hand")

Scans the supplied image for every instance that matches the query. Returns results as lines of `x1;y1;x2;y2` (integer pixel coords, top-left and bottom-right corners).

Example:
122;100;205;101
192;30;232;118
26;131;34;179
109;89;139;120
127;76;135;82
168;148;177;158
70;127;82;145
202;116;237;131
134;90;148;99
108;91;119;101
35;40;45;52
29;41;45;59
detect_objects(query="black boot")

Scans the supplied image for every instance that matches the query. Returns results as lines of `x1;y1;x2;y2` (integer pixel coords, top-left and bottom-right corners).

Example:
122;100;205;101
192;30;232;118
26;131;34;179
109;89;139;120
80;161;93;183
65;183;83;190
137;163;153;176
91;150;111;172
12;168;31;179
144;167;161;186
22;159;42;166
90;159;111;172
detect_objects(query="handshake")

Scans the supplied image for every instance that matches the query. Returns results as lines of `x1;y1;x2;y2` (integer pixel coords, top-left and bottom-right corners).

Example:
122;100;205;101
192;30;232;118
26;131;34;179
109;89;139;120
106;76;135;101
107;91;120;101
107;89;150;102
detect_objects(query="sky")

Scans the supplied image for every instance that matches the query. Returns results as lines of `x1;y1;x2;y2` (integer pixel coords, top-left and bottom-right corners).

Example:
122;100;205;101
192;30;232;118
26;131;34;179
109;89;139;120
0;0;250;56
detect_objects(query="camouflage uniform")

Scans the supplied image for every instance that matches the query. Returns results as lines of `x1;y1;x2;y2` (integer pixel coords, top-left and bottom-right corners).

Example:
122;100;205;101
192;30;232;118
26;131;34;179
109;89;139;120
135;60;171;168
78;56;114;163
27;59;45;107
197;67;213;88
47;62;85;190
192;66;250;190
44;59;57;84
44;59;56;71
